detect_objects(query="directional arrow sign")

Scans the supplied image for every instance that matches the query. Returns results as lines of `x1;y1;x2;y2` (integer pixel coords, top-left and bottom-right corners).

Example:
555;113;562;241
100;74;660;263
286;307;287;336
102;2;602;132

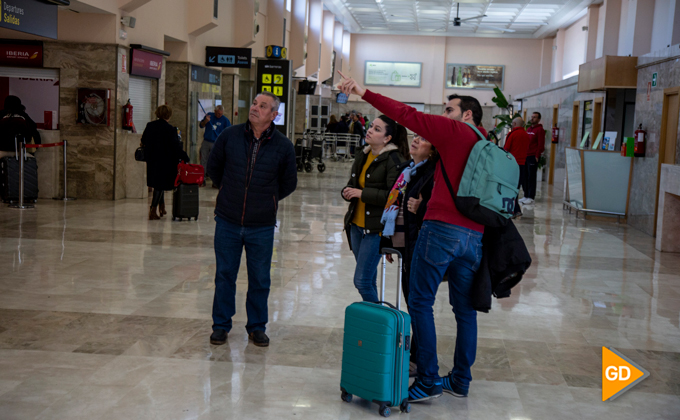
205;46;251;68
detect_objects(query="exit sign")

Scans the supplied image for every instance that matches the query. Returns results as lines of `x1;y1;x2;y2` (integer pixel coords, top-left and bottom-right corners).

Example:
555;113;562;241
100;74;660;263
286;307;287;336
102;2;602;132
652;72;658;87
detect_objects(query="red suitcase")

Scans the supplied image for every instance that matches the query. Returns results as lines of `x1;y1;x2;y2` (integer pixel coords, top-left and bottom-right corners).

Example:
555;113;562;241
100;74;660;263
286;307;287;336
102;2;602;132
175;162;204;186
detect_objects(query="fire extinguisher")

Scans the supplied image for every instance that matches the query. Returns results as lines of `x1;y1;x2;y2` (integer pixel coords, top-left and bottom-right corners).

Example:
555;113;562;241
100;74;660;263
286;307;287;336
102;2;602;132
552;126;559;144
122;99;134;131
634;124;646;157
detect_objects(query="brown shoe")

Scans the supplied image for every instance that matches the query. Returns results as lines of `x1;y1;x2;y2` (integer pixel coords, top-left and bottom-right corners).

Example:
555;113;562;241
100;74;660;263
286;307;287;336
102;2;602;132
149;206;160;220
159;202;167;216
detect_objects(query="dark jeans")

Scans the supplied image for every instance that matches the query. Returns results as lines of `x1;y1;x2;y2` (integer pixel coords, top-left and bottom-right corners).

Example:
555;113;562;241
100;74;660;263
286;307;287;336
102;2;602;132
523;156;538;199
408;221;482;391
212;216;274;333
515;166;524;214
349;224;382;302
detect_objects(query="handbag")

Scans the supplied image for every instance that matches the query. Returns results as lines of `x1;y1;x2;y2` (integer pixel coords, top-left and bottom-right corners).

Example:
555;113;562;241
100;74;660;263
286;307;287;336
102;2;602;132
134;146;145;162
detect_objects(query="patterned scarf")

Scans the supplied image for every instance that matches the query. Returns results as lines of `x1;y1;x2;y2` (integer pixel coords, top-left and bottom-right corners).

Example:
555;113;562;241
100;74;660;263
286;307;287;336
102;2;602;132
381;159;427;237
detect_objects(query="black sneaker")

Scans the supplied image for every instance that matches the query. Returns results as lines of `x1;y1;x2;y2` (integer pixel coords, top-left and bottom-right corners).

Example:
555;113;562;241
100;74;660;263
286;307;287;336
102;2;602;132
408;378;442;403
248;330;270;347
210;329;227;345
442;372;468;397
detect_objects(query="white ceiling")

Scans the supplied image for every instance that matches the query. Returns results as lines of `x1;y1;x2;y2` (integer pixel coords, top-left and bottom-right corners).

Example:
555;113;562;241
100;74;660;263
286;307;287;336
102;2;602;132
325;0;600;39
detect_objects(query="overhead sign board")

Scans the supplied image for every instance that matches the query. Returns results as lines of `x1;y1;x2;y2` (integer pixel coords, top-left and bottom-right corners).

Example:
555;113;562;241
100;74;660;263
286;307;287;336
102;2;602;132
364;61;422;88
205;46;251;69
191;65;221;86
256;59;291;135
130;49;163;79
0;40;42;67
446;64;505;90
0;0;58;39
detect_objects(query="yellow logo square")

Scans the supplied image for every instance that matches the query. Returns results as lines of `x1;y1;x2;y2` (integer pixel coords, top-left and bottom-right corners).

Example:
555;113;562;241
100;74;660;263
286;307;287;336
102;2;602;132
262;74;272;84
273;86;283;96
262;85;272;92
274;74;284;85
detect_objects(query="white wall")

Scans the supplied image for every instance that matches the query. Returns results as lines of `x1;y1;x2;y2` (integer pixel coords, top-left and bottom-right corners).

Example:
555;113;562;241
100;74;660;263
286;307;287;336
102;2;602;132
349;34;544;106
562;15;588;79
651;0;677;52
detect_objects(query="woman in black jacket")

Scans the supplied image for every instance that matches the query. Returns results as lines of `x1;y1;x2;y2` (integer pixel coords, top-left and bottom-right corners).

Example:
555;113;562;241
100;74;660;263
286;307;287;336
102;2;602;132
381;134;438;373
141;105;189;220
341;115;409;302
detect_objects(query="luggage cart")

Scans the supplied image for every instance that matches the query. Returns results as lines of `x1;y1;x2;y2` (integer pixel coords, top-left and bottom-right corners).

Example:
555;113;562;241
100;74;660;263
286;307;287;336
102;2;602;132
295;131;326;173
335;133;360;161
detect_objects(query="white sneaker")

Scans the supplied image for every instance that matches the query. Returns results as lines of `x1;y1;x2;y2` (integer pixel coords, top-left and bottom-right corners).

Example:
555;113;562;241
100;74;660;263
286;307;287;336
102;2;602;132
519;197;529;204
524;198;534;204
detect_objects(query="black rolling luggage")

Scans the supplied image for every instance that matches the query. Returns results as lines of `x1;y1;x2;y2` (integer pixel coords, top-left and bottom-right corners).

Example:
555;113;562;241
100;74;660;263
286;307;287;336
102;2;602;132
172;183;199;221
0;156;38;203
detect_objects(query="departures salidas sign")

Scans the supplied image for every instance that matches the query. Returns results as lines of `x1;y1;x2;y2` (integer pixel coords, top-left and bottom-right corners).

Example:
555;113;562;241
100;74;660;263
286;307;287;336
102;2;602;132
0;0;58;39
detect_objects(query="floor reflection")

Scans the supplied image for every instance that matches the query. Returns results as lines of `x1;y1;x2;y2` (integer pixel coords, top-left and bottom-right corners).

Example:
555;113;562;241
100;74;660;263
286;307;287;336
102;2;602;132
0;161;679;419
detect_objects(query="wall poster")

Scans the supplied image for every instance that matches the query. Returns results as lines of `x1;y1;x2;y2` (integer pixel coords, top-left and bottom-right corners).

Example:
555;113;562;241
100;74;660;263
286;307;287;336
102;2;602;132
364;61;422;88
445;64;504;90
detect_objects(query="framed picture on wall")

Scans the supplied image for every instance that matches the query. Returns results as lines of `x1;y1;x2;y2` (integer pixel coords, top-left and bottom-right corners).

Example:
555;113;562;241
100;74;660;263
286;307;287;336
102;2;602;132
77;88;110;126
445;64;505;90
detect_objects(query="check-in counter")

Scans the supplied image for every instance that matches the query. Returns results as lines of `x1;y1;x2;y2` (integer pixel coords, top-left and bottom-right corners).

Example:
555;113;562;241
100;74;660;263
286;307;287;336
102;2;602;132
564;147;633;221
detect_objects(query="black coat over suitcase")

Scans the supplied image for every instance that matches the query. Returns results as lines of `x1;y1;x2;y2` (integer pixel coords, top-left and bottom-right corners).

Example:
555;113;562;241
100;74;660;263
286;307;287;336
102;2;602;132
0;156;38;203
172;183;199;221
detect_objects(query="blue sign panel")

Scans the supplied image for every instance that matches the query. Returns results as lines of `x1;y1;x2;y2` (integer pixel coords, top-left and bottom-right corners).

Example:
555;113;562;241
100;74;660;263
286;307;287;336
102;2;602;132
0;0;58;39
205;46;251;69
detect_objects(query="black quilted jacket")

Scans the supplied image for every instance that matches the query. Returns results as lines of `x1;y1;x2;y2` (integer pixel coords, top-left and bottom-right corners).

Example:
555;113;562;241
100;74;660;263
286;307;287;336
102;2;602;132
207;122;297;227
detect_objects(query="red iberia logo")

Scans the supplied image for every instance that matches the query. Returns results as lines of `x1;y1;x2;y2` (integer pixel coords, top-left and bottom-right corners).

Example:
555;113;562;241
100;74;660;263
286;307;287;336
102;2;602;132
602;347;649;401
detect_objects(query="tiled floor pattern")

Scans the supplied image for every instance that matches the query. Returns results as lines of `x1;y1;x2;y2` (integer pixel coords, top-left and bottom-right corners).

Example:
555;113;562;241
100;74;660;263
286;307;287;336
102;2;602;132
1;161;679;419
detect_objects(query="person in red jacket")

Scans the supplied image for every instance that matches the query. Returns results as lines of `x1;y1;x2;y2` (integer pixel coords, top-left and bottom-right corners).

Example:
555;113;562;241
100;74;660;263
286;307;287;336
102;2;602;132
339;73;484;403
523;112;546;203
504;117;530;217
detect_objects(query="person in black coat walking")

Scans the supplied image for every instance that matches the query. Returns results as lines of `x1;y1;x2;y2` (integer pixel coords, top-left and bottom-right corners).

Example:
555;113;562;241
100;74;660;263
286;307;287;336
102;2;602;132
141;105;189;220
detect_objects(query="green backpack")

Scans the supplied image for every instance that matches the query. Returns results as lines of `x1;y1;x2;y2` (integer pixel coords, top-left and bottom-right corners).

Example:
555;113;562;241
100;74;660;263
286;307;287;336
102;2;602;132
439;122;520;227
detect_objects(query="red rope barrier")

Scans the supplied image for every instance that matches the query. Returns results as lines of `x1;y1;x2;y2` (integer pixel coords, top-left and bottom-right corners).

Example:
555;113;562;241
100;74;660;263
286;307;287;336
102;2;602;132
25;142;65;149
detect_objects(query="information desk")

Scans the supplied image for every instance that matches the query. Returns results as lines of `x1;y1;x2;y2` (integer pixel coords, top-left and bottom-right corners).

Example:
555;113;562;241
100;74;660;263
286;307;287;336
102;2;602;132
564;147;633;222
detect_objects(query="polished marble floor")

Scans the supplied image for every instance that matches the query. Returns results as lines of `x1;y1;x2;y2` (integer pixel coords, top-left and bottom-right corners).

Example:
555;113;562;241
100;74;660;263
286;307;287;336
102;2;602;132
1;161;679;420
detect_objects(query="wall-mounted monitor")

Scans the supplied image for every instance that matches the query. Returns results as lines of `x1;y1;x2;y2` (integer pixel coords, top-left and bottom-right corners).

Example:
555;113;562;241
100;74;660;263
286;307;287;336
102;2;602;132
364;61;422;88
445;64;505;90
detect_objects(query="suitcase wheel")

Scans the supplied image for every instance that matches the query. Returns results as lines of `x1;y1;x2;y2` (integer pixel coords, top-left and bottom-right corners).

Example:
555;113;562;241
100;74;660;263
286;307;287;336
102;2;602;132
340;390;352;403
317;163;326;173
400;400;411;413
379;405;390;418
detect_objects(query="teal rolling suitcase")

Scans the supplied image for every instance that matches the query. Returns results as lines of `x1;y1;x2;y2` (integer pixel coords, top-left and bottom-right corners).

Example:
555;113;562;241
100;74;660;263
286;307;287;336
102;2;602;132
340;248;411;417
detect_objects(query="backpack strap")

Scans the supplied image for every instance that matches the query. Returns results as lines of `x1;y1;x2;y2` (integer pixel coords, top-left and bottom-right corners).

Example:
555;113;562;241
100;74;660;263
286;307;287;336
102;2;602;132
464;122;486;141
439;122;485;203
439;160;457;201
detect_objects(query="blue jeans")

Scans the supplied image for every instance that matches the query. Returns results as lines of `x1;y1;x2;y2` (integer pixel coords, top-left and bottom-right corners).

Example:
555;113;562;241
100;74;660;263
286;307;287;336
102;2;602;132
349;224;382;303
408;221;482;390
212;216;274;333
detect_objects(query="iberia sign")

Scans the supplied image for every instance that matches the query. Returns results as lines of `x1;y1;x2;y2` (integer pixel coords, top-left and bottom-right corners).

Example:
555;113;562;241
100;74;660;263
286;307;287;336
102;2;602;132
130;49;163;79
0;41;43;67
0;0;58;39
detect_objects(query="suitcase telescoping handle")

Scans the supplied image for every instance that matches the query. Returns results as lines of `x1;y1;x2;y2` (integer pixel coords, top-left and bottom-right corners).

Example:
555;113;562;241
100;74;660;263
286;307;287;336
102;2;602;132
379;248;403;311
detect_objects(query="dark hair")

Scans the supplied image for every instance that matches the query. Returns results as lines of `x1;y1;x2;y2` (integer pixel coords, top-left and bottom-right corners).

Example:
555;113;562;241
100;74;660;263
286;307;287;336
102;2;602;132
3;95;25;113
447;94;483;126
155;104;173;120
533;111;542;120
329;114;338;124
377;115;409;160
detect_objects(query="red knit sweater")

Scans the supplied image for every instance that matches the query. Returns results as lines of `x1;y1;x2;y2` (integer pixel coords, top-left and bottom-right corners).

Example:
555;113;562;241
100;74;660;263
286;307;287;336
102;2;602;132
362;90;484;233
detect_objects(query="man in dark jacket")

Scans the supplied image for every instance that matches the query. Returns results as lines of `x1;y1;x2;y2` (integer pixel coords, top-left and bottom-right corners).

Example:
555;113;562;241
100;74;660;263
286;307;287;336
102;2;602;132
207;91;297;347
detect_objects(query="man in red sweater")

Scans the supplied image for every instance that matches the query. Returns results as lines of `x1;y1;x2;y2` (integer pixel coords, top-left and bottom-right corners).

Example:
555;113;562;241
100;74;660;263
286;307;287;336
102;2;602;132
504;117;530;217
523;112;546;204
340;74;484;402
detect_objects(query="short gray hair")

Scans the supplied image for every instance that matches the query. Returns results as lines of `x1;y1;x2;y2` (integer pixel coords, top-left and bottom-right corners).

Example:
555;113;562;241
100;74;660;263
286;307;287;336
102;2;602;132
215;105;224;111
256;91;281;112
